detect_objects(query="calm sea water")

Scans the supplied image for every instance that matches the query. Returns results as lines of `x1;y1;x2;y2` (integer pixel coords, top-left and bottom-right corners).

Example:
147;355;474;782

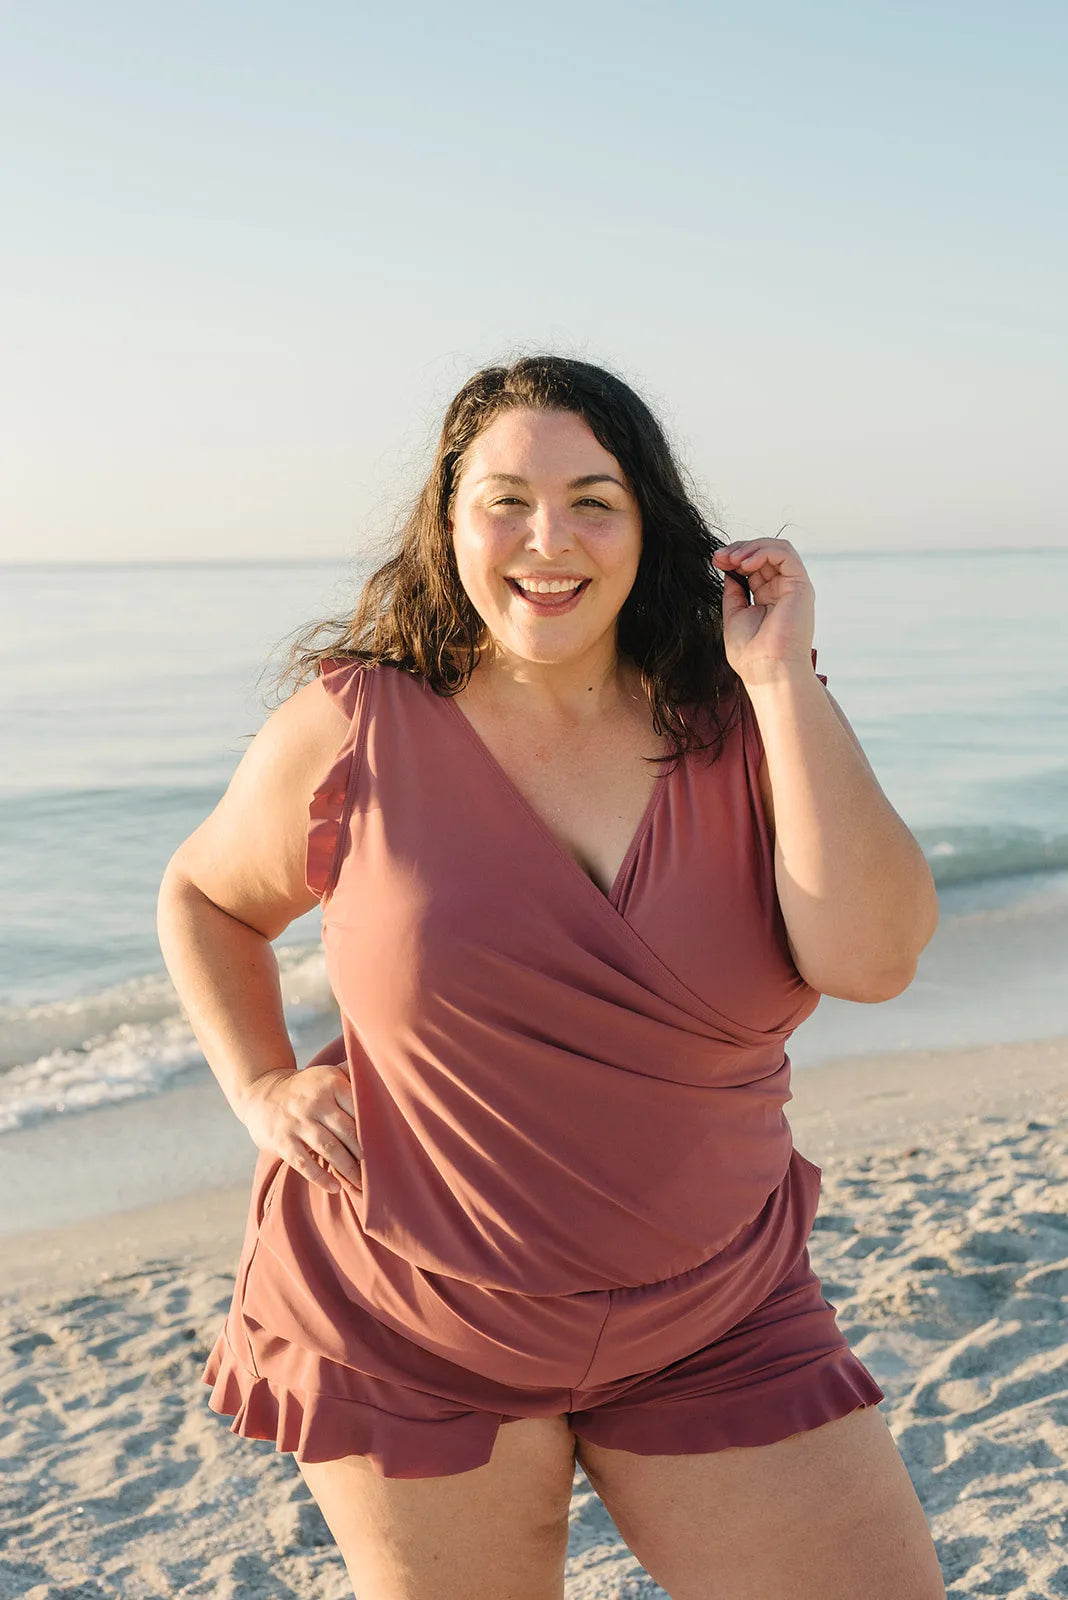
1;550;1066;1131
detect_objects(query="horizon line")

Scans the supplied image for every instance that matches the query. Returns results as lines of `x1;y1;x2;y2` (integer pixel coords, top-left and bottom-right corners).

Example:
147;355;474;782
3;546;1066;569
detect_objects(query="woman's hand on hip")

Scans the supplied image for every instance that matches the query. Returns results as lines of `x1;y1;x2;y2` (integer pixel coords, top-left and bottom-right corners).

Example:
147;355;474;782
238;1063;362;1194
712;537;816;686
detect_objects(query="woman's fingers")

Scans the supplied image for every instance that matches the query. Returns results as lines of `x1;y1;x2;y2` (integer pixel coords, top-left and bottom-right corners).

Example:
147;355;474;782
282;1126;359;1193
282;1139;340;1192
720;563;756;626
713;537;816;681
299;1071;363;1186
329;1069;356;1120
306;1116;363;1186
713;537;806;580
244;1061;364;1193
713;535;797;557
714;538;813;609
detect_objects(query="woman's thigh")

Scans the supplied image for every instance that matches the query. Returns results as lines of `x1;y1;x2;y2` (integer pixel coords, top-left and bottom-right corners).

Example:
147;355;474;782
575;1405;946;1600
296;1414;578;1600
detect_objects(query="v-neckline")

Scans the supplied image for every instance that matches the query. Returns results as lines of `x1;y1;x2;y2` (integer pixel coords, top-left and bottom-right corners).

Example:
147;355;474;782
439;689;673;912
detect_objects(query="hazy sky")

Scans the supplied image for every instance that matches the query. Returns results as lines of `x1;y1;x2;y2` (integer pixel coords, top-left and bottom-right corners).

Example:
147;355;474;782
2;0;1064;561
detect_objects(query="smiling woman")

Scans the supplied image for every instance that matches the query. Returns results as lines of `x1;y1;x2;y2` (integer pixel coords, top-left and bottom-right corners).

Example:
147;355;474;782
273;354;744;769
449;412;642;658
157;353;943;1599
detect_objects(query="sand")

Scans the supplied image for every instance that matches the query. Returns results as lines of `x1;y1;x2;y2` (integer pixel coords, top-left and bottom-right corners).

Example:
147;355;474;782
1;1036;1065;1599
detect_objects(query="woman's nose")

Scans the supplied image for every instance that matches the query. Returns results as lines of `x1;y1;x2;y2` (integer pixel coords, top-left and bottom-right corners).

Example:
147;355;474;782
525;506;574;555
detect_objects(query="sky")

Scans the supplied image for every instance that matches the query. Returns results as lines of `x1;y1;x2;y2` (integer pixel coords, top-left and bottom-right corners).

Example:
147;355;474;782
1;0;1065;562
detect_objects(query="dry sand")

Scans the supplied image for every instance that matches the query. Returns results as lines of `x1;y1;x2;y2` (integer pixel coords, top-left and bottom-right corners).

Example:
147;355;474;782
1;1036;1065;1599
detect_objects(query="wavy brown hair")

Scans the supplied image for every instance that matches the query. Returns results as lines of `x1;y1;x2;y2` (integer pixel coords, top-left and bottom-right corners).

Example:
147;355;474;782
274;354;745;768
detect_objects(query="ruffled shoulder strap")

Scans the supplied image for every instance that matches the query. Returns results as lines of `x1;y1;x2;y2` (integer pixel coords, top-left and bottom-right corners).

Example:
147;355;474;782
305;655;372;902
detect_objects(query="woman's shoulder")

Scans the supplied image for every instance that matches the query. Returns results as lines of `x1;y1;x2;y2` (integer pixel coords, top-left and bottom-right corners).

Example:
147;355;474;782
303;651;414;725
244;656;385;801
300;654;434;747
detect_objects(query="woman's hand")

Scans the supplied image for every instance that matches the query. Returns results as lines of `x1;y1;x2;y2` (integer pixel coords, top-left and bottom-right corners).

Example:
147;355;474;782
712;537;815;685
238;1063;362;1195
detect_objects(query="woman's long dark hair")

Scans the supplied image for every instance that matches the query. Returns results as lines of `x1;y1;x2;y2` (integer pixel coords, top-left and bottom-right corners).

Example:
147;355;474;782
274;354;743;767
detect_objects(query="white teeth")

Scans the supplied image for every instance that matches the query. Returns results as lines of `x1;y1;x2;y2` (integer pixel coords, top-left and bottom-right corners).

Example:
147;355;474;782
513;577;583;595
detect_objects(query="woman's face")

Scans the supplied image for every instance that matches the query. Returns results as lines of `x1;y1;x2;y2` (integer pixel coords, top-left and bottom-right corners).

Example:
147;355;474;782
448;407;643;670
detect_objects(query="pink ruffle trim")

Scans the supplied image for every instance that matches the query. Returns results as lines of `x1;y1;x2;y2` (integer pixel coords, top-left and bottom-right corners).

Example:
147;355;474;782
569;1347;884;1455
201;1329;500;1477
305;656;364;901
305;765;351;901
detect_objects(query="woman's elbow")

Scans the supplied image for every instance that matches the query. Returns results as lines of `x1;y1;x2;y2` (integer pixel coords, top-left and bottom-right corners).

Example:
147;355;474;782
793;942;921;1002
788;858;940;1002
798;904;938;1002
853;866;940;999
835;959;921;1004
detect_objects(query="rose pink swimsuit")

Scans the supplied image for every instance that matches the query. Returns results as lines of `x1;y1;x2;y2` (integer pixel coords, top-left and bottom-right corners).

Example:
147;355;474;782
202;655;883;1475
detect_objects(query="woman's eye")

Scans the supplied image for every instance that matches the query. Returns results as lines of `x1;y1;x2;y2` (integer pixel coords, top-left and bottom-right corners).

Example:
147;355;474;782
487;495;610;510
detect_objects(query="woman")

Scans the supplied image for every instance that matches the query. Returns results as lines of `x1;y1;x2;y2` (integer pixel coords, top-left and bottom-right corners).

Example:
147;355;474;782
157;355;945;1599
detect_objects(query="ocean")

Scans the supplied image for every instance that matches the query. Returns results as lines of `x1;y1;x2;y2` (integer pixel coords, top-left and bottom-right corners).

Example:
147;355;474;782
2;550;1066;1135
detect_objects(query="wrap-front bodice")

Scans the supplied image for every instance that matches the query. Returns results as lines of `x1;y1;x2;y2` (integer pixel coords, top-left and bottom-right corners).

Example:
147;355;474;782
302;656;822;1297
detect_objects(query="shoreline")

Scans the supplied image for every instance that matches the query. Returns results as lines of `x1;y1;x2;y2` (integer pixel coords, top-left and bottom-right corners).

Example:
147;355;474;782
6;864;1068;1163
4;1033;1065;1292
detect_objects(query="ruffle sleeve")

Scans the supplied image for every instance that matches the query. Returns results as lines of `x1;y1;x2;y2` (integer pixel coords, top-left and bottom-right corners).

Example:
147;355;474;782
305;655;370;902
811;647;828;687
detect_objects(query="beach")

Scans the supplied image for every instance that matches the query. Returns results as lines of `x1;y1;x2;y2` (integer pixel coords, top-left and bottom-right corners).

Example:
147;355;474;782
2;1033;1065;1599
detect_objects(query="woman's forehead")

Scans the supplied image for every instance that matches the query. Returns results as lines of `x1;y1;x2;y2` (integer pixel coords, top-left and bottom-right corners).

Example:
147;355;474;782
460;408;626;484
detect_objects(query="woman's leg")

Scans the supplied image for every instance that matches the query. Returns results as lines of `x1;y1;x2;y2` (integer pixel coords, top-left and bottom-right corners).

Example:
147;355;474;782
575;1405;946;1600
297;1414;578;1600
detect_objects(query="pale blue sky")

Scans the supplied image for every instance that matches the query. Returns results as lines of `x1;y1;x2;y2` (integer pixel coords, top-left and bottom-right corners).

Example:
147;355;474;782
2;0;1064;560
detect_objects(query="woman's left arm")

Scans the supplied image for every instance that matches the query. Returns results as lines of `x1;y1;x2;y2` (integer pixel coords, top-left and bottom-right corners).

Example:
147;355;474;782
713;538;939;1003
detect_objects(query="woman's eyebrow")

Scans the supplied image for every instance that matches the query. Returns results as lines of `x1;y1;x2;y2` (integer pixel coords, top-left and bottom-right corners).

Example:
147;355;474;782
474;472;630;492
569;474;629;492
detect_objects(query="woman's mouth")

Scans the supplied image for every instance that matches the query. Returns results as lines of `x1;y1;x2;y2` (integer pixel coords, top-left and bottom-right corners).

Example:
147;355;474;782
505;577;591;613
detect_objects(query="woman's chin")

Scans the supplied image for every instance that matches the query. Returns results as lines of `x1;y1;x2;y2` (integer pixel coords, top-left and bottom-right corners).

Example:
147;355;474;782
487;632;611;671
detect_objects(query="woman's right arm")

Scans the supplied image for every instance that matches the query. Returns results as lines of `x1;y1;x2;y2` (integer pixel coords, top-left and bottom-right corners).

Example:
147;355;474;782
155;674;363;1192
